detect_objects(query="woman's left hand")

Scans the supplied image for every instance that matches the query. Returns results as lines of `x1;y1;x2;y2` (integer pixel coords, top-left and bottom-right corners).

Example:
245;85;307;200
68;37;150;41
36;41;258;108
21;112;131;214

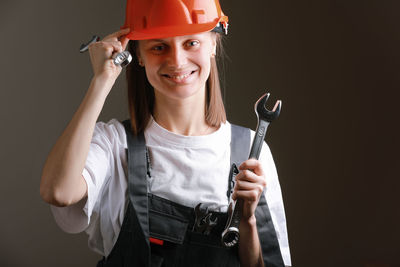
232;159;267;222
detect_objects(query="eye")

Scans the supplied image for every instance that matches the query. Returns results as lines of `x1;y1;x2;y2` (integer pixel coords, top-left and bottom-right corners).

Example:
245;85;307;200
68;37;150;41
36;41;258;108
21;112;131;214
151;44;165;51
186;40;200;47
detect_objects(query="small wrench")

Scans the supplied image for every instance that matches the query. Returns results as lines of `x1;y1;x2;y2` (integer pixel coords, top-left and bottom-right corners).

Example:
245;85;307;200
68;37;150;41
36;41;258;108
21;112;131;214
221;92;282;247
79;35;132;67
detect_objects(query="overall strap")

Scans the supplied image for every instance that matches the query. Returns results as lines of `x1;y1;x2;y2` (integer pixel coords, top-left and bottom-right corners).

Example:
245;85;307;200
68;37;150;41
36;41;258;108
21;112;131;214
122;119;151;267
230;124;250;166
227;124;250;199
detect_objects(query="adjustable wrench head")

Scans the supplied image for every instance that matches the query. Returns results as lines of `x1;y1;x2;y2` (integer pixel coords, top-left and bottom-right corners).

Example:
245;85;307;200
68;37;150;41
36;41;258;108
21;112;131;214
254;93;282;122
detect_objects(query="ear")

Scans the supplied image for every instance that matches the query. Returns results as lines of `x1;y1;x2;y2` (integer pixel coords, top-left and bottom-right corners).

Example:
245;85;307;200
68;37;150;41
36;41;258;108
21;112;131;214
136;44;142;61
210;33;217;56
135;41;144;66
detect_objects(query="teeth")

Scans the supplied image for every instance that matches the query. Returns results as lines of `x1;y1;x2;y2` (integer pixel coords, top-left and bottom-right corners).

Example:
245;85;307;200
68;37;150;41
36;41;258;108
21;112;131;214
167;72;191;79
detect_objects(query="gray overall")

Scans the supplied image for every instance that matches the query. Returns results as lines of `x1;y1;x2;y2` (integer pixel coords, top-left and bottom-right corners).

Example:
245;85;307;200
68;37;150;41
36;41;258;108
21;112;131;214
96;120;285;267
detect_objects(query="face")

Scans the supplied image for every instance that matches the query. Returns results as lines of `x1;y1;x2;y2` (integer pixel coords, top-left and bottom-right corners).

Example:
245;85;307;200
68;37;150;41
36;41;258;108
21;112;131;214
137;32;217;101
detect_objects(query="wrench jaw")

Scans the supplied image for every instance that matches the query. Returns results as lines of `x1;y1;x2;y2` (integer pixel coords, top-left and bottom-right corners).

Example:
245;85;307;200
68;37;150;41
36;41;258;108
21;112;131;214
255;93;282;123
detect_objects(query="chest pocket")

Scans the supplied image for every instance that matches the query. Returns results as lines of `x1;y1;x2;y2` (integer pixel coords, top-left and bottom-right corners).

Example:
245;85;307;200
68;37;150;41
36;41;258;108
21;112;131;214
148;194;189;244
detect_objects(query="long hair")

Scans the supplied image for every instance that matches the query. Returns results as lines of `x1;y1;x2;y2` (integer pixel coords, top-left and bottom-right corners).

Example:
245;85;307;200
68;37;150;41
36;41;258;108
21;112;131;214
126;34;226;135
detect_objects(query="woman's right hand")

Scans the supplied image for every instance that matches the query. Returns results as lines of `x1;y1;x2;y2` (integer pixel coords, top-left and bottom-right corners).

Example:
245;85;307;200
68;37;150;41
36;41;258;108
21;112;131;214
88;28;130;82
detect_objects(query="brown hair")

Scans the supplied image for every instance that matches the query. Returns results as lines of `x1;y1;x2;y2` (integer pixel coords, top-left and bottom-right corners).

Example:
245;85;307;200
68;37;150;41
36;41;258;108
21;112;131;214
125;34;226;135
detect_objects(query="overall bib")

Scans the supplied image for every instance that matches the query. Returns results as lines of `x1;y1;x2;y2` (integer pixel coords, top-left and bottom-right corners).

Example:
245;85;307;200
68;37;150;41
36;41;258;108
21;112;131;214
96;120;285;267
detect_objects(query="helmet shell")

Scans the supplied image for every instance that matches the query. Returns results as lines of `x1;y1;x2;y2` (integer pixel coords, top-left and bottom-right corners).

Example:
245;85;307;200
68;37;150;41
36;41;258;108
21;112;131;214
122;0;228;40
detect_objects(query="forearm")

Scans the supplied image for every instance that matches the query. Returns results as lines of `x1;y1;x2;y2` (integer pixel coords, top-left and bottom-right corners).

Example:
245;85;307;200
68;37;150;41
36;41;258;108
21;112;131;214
40;76;113;206
238;215;264;267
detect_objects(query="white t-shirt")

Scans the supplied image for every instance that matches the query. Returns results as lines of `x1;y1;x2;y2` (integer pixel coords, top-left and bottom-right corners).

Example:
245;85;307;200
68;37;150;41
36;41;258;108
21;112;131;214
51;118;291;266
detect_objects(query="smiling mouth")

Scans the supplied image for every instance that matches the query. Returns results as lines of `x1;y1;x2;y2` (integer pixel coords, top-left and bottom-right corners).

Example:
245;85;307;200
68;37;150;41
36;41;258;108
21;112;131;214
162;71;196;80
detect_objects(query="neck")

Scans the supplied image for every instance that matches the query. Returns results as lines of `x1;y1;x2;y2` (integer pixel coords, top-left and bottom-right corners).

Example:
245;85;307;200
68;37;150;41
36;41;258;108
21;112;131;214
153;89;214;136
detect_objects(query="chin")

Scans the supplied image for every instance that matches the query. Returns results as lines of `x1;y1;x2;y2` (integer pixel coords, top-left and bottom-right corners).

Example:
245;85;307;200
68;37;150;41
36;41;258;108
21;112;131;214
166;84;205;100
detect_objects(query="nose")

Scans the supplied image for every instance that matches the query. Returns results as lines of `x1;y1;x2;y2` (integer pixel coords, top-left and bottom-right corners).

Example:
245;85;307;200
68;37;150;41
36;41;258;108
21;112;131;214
166;45;187;69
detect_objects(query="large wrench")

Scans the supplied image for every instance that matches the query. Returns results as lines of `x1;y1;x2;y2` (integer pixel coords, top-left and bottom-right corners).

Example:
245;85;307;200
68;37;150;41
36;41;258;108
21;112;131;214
221;92;282;247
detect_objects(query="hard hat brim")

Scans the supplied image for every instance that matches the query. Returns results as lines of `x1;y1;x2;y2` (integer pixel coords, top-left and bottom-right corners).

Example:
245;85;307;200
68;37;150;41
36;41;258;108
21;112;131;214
124;20;223;40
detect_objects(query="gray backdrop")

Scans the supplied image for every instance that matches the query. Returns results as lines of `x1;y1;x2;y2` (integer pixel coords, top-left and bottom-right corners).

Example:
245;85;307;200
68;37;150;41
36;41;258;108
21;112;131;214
1;0;399;266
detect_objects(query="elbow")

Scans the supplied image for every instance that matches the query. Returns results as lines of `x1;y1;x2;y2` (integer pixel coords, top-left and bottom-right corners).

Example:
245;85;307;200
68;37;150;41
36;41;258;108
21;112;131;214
40;179;75;207
40;187;68;207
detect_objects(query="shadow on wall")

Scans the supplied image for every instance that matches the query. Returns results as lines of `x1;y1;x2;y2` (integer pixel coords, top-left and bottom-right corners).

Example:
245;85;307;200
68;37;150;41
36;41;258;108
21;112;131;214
363;263;400;267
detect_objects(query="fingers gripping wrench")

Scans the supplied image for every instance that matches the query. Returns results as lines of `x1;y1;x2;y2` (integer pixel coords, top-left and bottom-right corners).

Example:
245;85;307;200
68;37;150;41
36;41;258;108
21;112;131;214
221;93;282;247
79;35;132;67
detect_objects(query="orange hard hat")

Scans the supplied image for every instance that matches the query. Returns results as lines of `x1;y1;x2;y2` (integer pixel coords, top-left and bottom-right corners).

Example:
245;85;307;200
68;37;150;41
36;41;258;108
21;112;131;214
121;0;229;40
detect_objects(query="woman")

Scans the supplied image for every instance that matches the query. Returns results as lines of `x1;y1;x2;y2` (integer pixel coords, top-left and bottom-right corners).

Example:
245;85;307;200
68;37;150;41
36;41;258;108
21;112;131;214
40;0;291;266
